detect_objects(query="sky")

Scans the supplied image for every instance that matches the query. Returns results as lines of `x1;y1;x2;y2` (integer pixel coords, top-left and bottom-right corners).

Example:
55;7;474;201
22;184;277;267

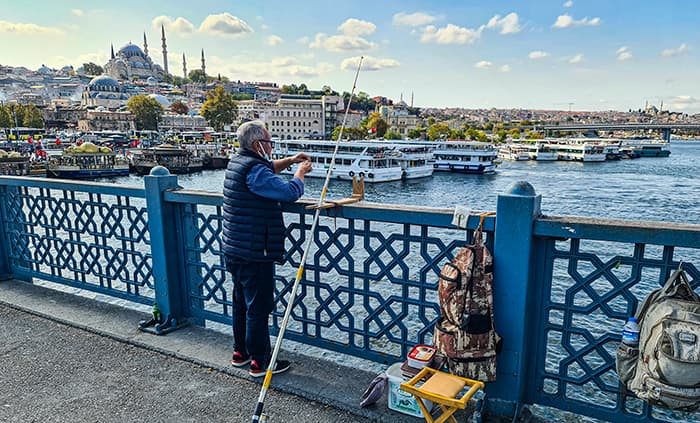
2;1;699;113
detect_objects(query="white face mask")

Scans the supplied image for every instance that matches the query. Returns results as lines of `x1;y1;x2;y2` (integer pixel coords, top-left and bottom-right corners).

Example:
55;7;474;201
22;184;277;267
258;142;271;161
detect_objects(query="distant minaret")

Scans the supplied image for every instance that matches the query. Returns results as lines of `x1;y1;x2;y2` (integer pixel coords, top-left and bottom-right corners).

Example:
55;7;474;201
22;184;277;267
143;32;148;56
182;53;187;80
161;24;169;75
660;100;663;112
201;49;206;79
411;92;414;108
400;92;403;103
110;43;115;60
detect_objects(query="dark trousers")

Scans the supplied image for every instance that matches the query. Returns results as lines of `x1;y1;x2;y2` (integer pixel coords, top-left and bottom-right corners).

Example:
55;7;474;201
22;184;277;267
225;258;274;365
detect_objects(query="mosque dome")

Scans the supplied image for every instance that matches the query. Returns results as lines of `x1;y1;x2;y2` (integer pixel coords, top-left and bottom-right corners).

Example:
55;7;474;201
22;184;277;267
37;64;53;74
87;75;124;93
118;43;147;58
148;93;171;106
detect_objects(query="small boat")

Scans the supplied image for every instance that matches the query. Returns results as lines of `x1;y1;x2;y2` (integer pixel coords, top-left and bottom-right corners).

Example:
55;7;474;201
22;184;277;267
47;142;129;179
130;143;203;175
431;140;499;174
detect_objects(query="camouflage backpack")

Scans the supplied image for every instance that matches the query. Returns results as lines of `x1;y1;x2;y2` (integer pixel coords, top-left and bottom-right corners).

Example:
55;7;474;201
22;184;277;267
433;224;502;382
616;268;700;411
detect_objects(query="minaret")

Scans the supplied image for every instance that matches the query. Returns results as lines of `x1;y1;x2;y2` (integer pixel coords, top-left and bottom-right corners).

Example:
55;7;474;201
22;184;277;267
182;53;187;80
161;24;169;75
143;32;148;56
411;91;414;108
110;44;115;60
201;49;206;79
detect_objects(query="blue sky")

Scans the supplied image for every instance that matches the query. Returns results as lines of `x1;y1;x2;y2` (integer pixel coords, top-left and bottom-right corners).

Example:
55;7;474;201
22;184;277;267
2;1;699;113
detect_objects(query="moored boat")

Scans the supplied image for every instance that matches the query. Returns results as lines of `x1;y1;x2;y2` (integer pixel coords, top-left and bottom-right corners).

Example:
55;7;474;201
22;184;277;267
622;139;671;157
131;143;202;175
0;150;40;176
431;140;498;174
47;142;129;179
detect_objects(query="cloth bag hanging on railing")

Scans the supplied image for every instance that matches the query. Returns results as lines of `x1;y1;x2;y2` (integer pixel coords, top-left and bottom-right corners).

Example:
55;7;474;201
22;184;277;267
433;212;502;382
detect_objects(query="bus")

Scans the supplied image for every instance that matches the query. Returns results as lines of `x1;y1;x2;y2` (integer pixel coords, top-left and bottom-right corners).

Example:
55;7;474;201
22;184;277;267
7;127;46;141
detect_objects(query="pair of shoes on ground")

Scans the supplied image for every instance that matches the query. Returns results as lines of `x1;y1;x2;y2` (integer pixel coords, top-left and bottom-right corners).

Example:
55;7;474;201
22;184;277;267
231;351;290;377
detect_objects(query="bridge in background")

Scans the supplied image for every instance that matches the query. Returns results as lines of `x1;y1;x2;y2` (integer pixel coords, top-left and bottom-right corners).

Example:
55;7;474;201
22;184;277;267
542;123;700;141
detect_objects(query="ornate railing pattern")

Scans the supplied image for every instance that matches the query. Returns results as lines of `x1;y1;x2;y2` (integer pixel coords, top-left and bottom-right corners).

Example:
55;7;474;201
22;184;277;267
0;178;153;305
532;218;700;422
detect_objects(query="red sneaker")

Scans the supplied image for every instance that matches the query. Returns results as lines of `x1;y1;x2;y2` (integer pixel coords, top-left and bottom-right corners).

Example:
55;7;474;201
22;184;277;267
231;351;251;367
248;359;290;377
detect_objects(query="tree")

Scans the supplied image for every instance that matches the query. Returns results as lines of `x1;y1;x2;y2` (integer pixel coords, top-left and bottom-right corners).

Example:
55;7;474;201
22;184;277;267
171;75;188;87
23;105;44;128
427;123;451;141
406;128;424;140
188;69;207;83
0;106;12;128
201;86;237;131
170;101;189;115
332;126;368;140
366;112;388;138
83;62;103;76
7;104;25;128
127;95;164;130
384;130;402;140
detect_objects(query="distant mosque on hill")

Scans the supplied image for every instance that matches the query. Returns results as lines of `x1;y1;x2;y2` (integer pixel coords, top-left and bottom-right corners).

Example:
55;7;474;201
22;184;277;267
103;25;207;82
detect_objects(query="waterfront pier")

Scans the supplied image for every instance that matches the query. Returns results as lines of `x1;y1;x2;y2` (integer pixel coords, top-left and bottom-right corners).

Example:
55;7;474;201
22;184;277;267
0;169;698;422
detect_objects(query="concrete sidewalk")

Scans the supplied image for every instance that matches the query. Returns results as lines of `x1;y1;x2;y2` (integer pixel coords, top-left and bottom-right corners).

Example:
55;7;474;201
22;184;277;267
0;279;479;423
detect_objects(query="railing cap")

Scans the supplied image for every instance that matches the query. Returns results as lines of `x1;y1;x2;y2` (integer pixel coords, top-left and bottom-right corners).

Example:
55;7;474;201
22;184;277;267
505;181;536;196
149;166;170;176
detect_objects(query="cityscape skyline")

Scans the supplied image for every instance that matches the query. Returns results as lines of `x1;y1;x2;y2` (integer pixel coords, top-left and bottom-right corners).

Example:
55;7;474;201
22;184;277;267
2;1;699;113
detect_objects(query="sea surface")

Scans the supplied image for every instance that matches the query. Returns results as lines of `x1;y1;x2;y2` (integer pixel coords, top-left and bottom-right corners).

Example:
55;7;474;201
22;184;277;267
113;140;700;225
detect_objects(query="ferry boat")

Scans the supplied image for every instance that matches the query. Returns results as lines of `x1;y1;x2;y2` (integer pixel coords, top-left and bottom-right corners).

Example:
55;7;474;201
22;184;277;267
622;139;671;157
47;143;129;179
524;142;558;161
549;140;607;162
131;144;203;175
0;150;40;176
497;144;530;161
391;144;434;179
431;140;499;174
183;144;232;170
272;139;406;183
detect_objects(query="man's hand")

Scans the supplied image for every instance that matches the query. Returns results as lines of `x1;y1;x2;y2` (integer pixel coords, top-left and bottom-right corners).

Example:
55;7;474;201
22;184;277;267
292;153;311;163
294;160;313;181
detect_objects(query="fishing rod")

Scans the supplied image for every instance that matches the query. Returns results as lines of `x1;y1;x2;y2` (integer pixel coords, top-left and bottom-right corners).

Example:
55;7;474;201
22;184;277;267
250;56;364;423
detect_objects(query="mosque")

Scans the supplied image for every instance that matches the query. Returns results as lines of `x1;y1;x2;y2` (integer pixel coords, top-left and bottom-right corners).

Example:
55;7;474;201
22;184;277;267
104;25;170;82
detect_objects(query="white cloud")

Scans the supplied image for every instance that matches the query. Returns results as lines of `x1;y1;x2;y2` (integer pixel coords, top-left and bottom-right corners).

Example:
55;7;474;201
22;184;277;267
266;35;283;46
528;51;550;59
667;95;700;111
486;13;521;34
392;12;438;27
222;56;334;80
552;14;601;29
563;1;574;7
616;46;632;61
71;9;84;17
568;53;584;64
341;55;400;71
199;13;253;37
338;18;376;36
499;64;511;72
309;33;376;52
260;24;269;31
152;16;195;34
0;20;63;35
661;43;689;57
475;60;493;69
421;24;483;45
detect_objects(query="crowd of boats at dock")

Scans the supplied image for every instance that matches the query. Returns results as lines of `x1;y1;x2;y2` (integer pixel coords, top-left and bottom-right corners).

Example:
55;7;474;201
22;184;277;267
0;135;671;183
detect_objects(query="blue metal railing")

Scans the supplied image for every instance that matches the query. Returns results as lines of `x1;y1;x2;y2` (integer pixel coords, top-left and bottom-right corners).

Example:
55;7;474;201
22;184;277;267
0;173;698;422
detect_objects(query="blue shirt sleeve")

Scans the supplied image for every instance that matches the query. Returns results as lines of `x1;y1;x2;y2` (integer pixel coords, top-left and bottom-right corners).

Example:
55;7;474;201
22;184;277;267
247;164;304;202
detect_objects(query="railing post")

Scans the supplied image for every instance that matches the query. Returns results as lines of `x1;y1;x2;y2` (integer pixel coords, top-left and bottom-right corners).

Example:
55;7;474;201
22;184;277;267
0;185;12;280
488;181;541;417
142;166;188;334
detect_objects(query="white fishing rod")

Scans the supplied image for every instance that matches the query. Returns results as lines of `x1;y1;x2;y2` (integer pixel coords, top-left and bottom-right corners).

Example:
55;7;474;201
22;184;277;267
251;56;363;423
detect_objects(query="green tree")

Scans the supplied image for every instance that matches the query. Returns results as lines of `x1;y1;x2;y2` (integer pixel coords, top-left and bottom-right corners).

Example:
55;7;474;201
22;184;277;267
0;106;12;128
7;104;25;128
83;62;104;75
22;105;44;128
366;112;388;138
171;75;188;87
331;126;367;140
231;93;253;101
406;128;424;139
201;86;237;131
427;117;436;126
188;69;207;83
127;95;164;130
427;122;451;141
384;130;402;140
170;100;189;115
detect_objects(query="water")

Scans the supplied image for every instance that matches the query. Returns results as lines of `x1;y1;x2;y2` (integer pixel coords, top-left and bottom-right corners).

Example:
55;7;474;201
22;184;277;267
113;140;700;225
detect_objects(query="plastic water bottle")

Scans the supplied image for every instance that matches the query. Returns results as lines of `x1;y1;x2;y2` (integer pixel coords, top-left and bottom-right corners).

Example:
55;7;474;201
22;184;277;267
622;317;640;347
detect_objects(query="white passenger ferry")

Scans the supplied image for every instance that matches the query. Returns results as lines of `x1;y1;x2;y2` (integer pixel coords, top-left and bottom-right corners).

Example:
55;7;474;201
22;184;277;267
497;144;530;161
273;139;408;183
524;142;558;161
431;140;499;174
547;139;607;162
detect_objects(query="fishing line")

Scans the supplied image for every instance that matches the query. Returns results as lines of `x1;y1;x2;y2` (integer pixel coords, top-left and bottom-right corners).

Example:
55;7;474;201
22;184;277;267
250;56;364;423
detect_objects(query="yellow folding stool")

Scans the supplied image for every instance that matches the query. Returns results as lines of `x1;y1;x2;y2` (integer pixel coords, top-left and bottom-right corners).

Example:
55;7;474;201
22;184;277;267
400;367;484;423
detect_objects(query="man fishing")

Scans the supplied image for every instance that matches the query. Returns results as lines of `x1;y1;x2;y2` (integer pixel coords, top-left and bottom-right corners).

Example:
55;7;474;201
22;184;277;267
222;120;312;377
